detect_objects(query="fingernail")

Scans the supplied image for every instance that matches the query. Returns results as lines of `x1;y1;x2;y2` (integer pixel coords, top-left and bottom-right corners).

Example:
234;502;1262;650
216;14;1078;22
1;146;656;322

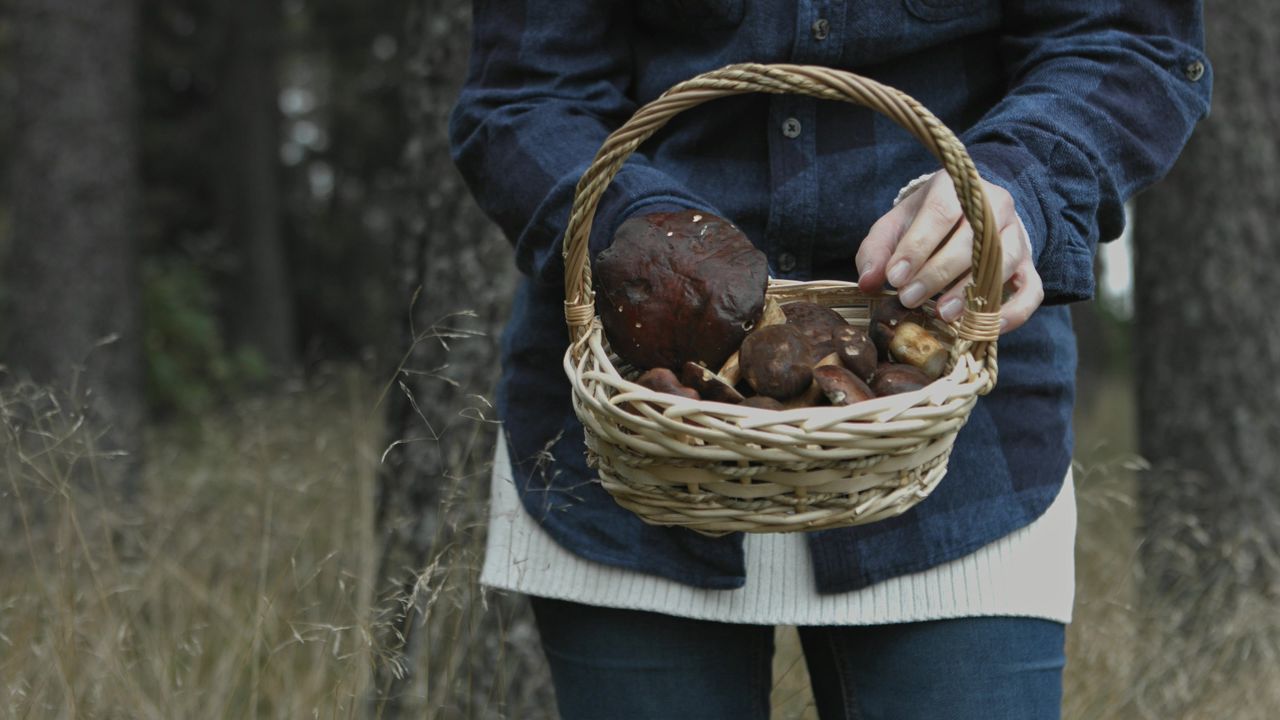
857;261;873;284
887;260;910;287
899;282;926;307
999;316;1009;333
939;297;963;321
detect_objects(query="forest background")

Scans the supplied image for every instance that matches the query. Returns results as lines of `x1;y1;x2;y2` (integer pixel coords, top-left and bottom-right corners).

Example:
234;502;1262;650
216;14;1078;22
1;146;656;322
1;2;1277;718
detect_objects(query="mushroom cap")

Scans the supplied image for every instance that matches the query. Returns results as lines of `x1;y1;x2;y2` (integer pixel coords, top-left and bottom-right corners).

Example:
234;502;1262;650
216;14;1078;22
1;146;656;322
832;325;878;382
870;363;933;396
740;324;814;400
680;361;746;404
596;210;768;371
782;301;849;347
813;364;875;406
635;367;700;401
870;295;930;361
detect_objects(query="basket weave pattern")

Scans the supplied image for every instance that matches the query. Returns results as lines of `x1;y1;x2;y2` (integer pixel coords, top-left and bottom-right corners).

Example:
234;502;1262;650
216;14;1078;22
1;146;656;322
561;64;1004;534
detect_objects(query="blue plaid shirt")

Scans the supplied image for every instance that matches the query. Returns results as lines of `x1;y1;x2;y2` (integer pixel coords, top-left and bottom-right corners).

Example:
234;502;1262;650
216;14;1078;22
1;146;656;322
450;0;1211;592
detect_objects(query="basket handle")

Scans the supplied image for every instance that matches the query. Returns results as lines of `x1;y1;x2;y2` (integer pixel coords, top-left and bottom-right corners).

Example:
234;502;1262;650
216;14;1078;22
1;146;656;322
562;63;1003;370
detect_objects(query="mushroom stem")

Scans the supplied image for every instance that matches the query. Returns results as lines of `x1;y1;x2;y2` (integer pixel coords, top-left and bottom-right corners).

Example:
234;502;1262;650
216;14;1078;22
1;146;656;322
717;352;741;386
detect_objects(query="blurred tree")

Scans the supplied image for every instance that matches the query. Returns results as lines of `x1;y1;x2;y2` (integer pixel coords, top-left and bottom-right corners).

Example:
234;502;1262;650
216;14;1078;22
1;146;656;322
134;0;409;410
136;0;281;415
216;0;297;371
4;0;144;495
286;0;409;366
371;1;551;716
1134;3;1280;712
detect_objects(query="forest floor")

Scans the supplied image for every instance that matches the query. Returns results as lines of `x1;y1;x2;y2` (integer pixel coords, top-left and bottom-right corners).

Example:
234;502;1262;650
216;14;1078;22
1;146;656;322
2;367;1275;718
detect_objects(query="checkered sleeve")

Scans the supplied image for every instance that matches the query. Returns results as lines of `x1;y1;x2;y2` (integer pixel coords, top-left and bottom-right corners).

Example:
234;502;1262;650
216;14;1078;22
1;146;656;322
448;0;719;286
962;1;1212;303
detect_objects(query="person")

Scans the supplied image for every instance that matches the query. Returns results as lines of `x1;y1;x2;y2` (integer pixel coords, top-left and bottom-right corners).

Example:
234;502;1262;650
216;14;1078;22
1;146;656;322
449;2;1211;718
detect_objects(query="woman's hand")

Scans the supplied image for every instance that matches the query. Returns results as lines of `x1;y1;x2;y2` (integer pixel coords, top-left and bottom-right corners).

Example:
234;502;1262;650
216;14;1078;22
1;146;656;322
855;173;1044;334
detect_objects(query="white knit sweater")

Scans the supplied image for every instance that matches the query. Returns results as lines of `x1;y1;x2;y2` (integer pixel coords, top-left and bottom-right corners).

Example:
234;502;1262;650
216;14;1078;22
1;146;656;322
481;437;1076;625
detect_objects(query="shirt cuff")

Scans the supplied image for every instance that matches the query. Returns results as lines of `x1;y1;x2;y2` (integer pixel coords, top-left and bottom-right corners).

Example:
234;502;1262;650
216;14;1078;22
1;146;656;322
965;141;1094;304
963;144;1045;262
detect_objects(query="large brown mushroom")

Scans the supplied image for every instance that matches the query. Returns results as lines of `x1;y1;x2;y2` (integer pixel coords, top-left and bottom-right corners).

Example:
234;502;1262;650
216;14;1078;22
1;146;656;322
595;210;768;371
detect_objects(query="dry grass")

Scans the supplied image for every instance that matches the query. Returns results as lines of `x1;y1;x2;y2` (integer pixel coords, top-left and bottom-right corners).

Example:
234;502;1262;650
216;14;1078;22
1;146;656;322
2;369;1277;718
2;372;382;718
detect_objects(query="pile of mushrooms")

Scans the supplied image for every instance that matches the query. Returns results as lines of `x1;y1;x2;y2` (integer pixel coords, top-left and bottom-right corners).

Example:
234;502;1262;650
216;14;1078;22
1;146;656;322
594;210;949;410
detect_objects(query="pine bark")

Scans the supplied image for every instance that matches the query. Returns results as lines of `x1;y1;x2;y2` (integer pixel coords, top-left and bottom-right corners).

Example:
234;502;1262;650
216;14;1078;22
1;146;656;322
1133;3;1280;712
372;1;553;716
5;0;145;496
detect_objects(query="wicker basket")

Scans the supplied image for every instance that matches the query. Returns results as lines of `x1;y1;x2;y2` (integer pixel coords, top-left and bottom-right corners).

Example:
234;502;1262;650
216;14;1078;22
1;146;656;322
560;63;1005;534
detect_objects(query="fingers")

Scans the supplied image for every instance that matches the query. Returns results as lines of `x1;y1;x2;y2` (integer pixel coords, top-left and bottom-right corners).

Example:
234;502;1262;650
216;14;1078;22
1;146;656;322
883;175;964;290
856;201;912;293
934;213;1042;329
858;176;1043;333
1000;261;1045;333
897;221;972;309
993;214;1041;332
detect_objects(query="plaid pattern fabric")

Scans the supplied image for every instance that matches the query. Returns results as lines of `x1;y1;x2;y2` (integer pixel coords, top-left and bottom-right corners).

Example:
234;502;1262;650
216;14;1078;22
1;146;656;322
450;0;1211;591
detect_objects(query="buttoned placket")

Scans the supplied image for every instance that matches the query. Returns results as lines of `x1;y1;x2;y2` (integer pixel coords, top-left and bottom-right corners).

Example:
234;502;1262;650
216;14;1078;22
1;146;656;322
764;1;847;280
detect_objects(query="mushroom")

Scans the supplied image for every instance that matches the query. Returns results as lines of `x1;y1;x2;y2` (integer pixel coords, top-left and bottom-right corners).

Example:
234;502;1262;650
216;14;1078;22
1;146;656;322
716;297;787;385
832;325;877;382
870;363;933;396
595;210;768;371
740;395;785;411
813;365;876;406
870;296;947;378
635;367;700;401
680;361;746;404
782;301;849;347
869;296;929;361
739;324;813;400
888;321;948;379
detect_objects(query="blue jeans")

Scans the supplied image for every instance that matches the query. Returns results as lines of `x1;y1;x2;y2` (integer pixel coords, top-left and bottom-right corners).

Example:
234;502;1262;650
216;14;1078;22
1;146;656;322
529;596;1065;720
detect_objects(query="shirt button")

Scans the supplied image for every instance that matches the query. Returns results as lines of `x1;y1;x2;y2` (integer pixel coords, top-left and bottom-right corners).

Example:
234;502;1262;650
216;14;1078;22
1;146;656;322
781;117;802;138
777;252;797;273
1184;60;1205;82
812;18;830;41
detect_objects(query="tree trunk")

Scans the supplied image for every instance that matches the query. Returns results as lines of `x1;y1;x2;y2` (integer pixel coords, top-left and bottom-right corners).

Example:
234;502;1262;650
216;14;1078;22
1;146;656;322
1133;4;1280;714
217;0;296;372
372;2;554;717
5;0;145;497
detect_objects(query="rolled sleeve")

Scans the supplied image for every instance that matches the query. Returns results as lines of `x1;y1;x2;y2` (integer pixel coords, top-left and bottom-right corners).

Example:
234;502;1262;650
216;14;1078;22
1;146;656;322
959;1;1212;303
